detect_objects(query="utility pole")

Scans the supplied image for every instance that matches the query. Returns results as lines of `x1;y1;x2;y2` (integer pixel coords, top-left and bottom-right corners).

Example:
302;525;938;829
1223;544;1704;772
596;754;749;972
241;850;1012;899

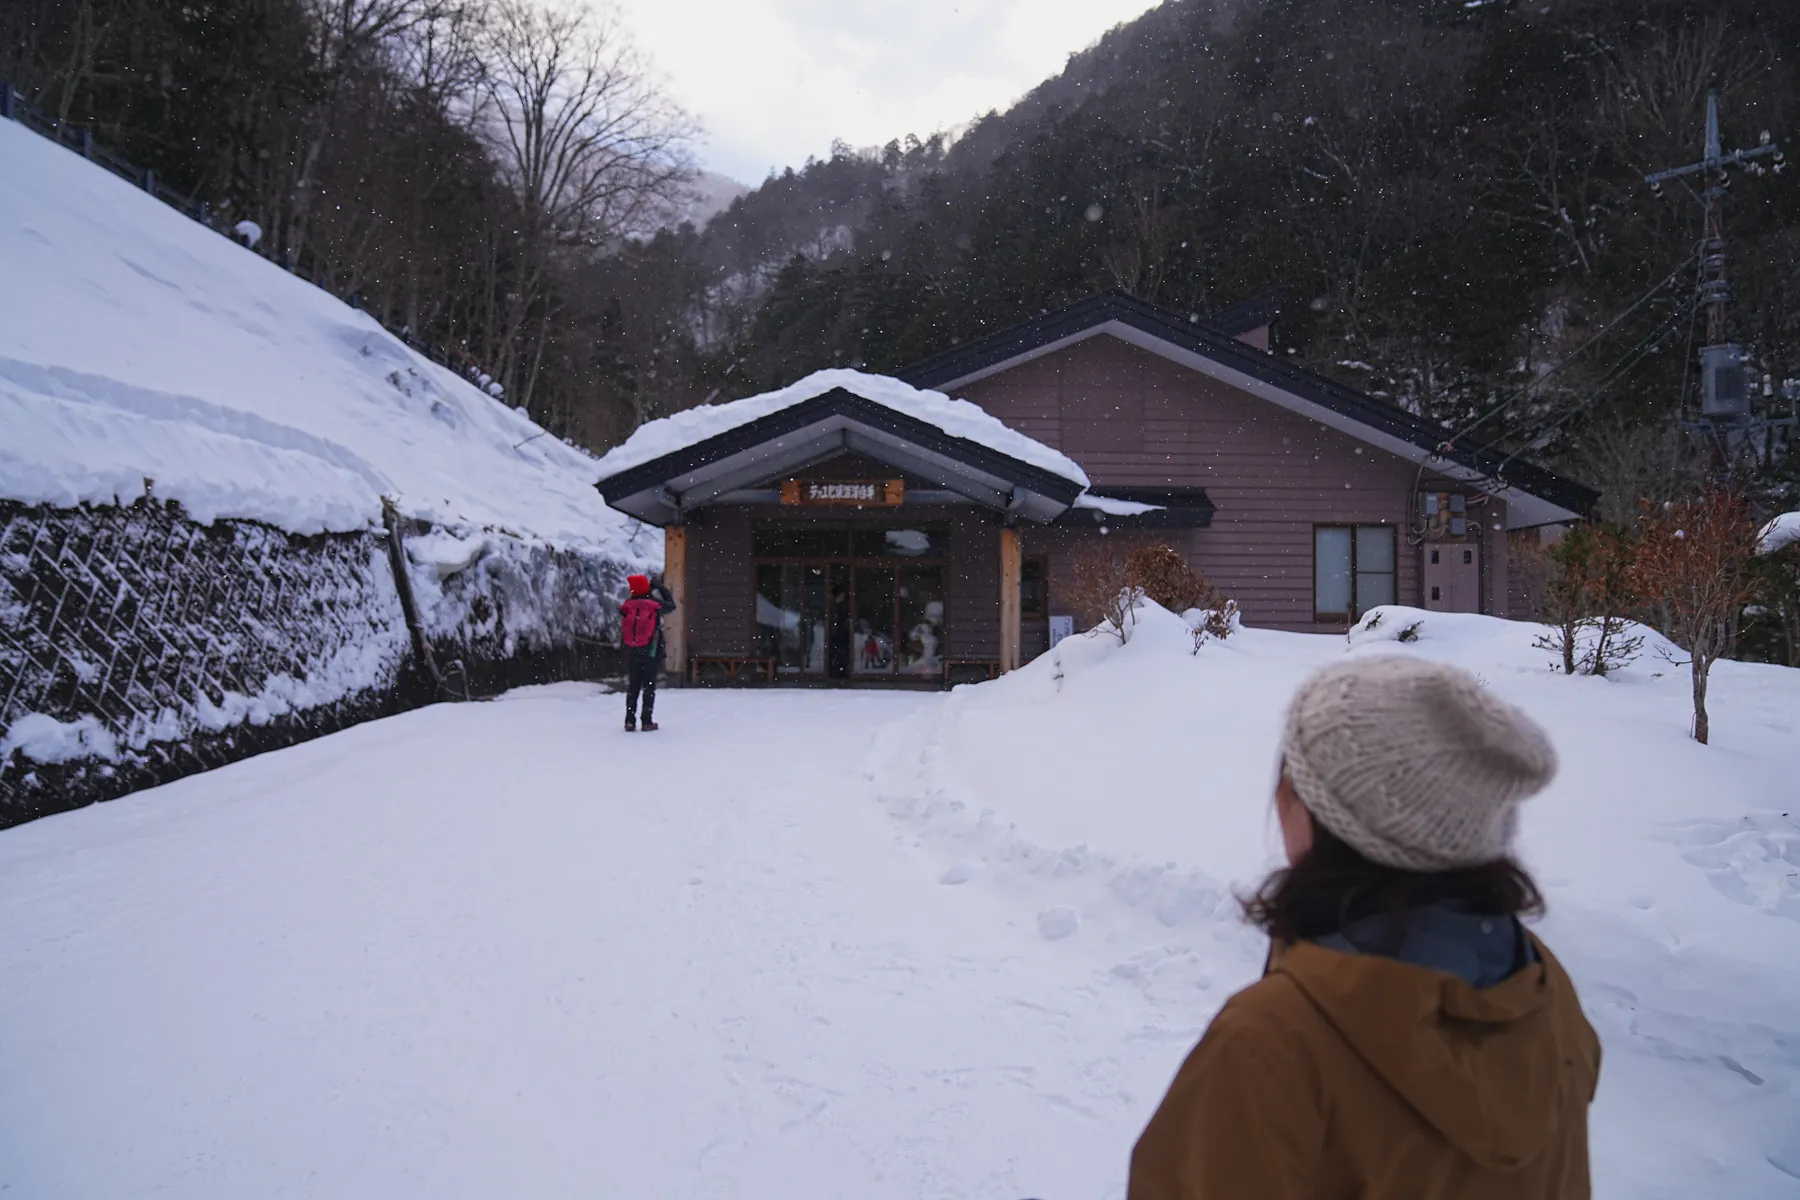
1645;90;1793;470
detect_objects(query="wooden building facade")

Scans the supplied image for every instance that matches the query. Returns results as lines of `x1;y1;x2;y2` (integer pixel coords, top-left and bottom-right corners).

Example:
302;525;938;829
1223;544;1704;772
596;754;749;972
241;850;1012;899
593;292;1595;685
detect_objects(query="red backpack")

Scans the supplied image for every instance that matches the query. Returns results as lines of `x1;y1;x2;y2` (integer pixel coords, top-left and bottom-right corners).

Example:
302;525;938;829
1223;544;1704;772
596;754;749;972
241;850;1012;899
620;597;660;648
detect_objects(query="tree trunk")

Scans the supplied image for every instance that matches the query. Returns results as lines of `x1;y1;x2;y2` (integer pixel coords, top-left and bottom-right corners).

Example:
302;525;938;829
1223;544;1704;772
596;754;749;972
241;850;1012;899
1691;649;1710;745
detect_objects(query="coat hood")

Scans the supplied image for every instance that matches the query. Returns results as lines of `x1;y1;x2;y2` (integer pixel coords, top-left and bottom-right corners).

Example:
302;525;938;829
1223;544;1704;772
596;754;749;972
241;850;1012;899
1270;935;1575;1173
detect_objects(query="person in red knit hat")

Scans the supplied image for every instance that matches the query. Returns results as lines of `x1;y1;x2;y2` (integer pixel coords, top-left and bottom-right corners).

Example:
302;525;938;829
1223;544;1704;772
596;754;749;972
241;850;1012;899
618;572;675;731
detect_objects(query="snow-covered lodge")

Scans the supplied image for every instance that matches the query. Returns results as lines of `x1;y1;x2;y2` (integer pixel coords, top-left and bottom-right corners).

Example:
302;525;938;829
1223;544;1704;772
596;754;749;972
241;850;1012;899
592;292;1594;685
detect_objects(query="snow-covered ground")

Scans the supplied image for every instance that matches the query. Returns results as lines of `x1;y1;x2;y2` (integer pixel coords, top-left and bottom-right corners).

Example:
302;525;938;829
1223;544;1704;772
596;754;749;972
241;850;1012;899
2;608;1797;1198
0;120;637;554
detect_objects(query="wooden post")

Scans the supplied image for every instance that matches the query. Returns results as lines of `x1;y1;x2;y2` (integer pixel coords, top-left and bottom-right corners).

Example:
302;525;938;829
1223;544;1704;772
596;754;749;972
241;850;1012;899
663;525;689;683
381;496;441;693
999;526;1022;673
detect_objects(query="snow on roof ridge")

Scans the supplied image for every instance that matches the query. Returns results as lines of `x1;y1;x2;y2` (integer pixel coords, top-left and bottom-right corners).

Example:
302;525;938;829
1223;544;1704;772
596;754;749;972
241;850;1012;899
593;368;1090;487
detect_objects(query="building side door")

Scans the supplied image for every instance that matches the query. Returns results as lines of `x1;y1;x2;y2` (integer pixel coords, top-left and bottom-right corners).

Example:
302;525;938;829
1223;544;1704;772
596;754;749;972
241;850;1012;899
1423;543;1481;613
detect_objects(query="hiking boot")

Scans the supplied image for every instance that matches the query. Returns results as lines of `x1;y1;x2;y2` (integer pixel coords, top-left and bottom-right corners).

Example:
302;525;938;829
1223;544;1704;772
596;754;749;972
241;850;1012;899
624;715;637;732
640;719;660;732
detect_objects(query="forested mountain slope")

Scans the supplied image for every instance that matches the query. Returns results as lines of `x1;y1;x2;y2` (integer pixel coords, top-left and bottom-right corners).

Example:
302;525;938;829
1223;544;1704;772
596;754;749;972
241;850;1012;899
7;0;1798;511
603;0;1800;515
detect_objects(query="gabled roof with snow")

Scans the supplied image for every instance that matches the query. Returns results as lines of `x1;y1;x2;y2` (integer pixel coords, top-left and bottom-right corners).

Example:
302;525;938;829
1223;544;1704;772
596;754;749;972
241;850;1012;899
0;120;643;559
595;370;1087;484
898;290;1598;529
593;370;1090;526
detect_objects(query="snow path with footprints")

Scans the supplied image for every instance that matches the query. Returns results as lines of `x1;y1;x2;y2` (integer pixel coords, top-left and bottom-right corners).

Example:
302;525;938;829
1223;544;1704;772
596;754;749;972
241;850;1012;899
2;607;1798;1198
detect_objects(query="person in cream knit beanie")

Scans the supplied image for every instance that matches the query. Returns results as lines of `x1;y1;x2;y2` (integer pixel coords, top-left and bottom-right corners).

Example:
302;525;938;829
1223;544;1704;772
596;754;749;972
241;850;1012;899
1128;655;1599;1200
1279;655;1559;872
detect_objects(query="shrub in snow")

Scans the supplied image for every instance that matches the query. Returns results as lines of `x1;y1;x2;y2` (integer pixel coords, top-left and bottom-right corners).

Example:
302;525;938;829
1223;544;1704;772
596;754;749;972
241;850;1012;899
1190;599;1241;650
1528;523;1642;677
1633;487;1762;745
1124;545;1209;612
1351;608;1422;644
231;220;262;248
1063;543;1238;646
1065;542;1141;642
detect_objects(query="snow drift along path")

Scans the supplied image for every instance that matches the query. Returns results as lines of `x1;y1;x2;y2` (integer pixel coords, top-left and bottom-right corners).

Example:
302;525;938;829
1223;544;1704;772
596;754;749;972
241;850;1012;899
0;120;638;554
0;688;1171;1200
2;610;1798;1198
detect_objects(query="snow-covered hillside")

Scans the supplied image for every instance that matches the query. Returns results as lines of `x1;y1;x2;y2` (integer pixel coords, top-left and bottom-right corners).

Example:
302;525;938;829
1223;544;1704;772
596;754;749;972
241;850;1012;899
2;609;1794;1198
0;120;636;553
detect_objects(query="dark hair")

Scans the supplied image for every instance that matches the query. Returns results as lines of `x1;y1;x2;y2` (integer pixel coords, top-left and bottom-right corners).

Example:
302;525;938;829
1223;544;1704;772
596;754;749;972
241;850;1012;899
1242;815;1544;945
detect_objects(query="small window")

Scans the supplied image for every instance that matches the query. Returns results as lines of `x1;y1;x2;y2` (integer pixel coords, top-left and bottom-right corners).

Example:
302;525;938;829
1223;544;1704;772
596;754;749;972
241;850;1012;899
1430;549;1440;565
1431;586;1442;602
1463;549;1473;565
1315;525;1397;622
1020;556;1048;617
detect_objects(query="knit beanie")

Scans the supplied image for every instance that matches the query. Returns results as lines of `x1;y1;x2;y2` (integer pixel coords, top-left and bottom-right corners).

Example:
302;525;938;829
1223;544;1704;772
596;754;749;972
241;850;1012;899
628;574;651;597
1279;656;1557;872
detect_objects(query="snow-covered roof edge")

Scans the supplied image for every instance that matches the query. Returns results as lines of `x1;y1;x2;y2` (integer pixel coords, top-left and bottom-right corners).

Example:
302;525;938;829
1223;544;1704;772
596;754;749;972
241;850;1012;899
1758;512;1800;555
592;369;1090;488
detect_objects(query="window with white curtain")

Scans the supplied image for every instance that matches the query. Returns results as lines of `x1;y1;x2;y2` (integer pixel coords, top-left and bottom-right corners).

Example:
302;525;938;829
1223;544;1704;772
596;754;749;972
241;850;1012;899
1314;525;1397;621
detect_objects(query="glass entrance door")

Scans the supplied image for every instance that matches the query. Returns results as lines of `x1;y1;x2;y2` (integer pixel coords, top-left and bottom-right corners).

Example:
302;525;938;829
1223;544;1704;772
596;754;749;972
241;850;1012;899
754;525;947;680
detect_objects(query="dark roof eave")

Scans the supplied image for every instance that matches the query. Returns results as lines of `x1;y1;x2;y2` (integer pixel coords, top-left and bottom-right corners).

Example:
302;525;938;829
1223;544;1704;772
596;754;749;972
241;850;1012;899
593;387;1087;517
896;291;1597;519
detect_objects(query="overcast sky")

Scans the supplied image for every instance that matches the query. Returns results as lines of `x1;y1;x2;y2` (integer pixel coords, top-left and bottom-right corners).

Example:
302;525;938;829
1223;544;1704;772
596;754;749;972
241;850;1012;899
612;0;1163;184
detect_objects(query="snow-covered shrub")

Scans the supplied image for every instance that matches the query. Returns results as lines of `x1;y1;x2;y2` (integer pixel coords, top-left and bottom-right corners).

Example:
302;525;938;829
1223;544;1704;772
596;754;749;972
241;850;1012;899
1065;543;1238;647
1066;542;1141;642
1529;523;1642;677
1189;600;1240;649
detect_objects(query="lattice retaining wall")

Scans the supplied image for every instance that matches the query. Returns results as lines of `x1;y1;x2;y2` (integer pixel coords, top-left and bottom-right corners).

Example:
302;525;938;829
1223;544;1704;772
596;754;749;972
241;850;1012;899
0;500;627;827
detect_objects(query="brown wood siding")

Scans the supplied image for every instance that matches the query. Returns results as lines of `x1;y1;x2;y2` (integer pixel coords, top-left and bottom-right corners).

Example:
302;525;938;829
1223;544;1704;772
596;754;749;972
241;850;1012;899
963;335;1435;632
689;505;754;655
946;511;1001;659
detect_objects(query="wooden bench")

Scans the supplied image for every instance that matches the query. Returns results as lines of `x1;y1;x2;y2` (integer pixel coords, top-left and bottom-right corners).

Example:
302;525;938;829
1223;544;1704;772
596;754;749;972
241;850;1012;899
688;654;777;685
943;658;1003;685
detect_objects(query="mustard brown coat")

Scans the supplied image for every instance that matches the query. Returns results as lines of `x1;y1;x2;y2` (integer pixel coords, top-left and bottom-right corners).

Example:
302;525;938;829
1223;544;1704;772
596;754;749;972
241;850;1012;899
1128;934;1601;1199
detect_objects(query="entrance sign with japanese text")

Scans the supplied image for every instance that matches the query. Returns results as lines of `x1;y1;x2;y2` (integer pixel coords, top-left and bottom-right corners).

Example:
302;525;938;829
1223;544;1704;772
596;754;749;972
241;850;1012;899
780;479;905;507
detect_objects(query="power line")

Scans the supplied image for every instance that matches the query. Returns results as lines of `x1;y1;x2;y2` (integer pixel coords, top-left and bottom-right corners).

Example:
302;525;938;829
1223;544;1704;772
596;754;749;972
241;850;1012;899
1436;252;1697;455
1494;293;1698;476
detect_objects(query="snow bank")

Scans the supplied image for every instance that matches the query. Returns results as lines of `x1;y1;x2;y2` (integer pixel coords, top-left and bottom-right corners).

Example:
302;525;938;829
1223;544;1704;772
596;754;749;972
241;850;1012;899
0;120;640;556
592;368;1090;487
0;616;1797;1196
870;603;1800;1197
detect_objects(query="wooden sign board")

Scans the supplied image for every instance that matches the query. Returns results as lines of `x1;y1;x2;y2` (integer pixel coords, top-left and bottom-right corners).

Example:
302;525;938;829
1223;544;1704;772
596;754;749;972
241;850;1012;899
780;479;905;507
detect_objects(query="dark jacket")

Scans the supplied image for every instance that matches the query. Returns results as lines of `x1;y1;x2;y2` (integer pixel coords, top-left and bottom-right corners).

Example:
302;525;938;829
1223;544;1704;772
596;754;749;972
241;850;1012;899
1129;913;1601;1200
620;584;676;658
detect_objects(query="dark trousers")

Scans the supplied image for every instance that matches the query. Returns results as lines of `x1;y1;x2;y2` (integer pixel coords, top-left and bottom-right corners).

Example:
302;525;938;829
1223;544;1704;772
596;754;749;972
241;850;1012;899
625;650;659;720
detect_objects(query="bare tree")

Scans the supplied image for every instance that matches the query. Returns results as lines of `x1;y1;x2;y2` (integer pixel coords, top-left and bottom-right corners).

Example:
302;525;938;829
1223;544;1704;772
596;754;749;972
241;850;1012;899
1633;487;1761;744
1099;176;1180;301
289;0;441;257
475;0;694;413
